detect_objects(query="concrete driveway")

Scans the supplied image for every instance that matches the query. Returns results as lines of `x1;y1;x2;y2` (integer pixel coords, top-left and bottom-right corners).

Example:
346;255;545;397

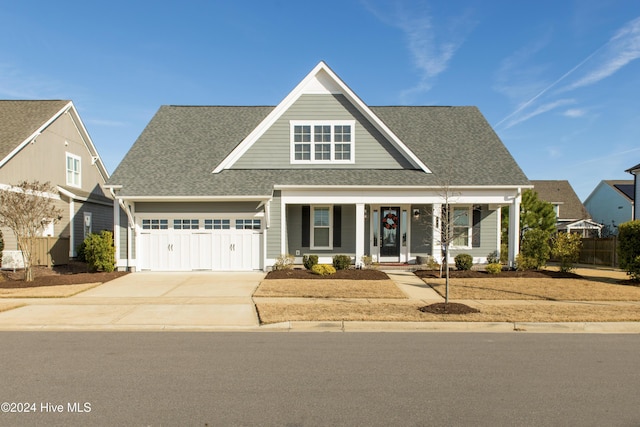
0;272;266;330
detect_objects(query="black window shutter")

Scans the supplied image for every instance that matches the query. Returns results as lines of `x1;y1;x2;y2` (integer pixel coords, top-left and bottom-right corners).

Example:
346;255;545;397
472;206;481;248
333;205;341;247
302;205;310;247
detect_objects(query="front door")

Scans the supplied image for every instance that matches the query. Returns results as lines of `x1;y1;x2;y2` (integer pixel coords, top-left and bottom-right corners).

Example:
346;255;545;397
381;206;400;257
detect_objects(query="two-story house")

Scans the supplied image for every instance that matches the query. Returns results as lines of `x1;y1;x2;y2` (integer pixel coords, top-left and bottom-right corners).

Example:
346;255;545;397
107;62;531;272
584;180;634;234
0;100;113;265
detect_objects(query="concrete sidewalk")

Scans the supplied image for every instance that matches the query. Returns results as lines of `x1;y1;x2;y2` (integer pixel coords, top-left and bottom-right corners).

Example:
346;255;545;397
0;269;639;333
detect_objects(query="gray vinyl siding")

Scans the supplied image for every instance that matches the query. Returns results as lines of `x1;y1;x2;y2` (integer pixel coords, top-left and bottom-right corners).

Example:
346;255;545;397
410;204;433;256
448;206;499;259
135;201;263;214
72;202;112;252
232;94;413;170
267;191;282;259
286;204;356;256
118;209;128;261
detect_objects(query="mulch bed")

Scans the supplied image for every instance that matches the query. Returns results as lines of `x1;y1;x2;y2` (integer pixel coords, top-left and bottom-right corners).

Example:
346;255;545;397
414;269;582;279
418;302;480;315
265;268;389;280
0;262;127;289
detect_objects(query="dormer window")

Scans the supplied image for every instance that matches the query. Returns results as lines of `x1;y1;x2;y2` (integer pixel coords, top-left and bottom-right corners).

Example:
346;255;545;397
291;121;355;164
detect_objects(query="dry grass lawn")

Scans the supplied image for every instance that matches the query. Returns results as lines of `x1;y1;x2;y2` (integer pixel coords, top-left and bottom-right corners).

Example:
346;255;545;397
0;282;102;298
425;277;640;301
254;268;640;324
256;301;640;324
254;279;405;299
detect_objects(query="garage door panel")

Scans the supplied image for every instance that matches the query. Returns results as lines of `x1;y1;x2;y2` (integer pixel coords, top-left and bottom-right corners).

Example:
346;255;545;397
138;220;262;272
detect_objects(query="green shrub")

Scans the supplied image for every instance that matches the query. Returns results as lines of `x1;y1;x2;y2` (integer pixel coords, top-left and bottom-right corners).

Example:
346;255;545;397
519;228;550;270
485;263;502;274
416;255;440;270
311;264;336;275
500;243;509;264
486;250;500;264
76;240;87;263
360;255;373;268
273;254;294;270
303;254;318;270
454;253;473;271
551;232;582;273
82;230;115;272
332;254;352;270
516;254;540;271
626;255;640;282
619;220;640;280
0;229;4;268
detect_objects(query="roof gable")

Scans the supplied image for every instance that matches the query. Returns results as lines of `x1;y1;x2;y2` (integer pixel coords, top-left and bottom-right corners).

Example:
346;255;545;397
531;180;589;220
0;100;70;164
212;61;430;173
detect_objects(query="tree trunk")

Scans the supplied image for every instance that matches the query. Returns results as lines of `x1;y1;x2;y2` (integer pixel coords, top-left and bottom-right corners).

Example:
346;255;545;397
445;244;450;304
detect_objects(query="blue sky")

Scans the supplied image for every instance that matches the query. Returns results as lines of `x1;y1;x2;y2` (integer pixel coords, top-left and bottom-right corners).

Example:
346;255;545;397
1;1;639;200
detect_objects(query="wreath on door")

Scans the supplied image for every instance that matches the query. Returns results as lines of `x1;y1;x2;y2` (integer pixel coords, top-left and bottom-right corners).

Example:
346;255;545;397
384;212;398;229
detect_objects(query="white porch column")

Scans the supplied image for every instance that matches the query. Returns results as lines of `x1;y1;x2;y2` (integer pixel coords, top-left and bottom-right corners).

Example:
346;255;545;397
508;191;521;268
113;196;120;263
431;203;442;261
355;203;365;267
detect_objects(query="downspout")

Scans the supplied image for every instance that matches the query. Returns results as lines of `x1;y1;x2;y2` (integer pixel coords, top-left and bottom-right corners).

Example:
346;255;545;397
107;187;135;271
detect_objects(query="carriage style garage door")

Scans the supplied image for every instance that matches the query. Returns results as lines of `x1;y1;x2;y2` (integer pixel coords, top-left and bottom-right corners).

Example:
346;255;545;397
138;218;263;271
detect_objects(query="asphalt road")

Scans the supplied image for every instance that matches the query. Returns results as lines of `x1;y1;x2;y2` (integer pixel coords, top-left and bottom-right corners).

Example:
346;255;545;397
0;332;639;426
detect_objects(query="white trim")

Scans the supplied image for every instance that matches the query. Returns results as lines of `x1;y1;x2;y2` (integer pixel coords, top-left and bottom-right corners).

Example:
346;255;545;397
275;184;533;191
115;195;271;202
56;185;112;207
212;61;431;174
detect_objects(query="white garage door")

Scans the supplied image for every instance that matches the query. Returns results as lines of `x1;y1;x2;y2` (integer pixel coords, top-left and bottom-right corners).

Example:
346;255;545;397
138;218;263;271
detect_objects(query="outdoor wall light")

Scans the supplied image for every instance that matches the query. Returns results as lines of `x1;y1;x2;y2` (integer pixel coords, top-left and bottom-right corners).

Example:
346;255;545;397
413;209;420;220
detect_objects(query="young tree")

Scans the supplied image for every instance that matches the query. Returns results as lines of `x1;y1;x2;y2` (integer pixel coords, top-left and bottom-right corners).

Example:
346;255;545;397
551;232;582;273
0;181;62;281
421;182;467;303
502;189;556;253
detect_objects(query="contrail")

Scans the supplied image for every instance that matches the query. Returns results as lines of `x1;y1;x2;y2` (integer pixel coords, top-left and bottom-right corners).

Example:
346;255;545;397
494;42;607;129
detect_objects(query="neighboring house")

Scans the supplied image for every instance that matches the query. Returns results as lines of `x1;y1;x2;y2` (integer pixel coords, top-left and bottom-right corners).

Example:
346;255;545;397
584;180;634;234
531;180;602;237
0;100;113;264
107;62;530;272
626;162;640;220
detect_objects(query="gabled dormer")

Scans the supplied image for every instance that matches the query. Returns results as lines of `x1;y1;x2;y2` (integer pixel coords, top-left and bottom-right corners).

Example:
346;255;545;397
213;61;431;173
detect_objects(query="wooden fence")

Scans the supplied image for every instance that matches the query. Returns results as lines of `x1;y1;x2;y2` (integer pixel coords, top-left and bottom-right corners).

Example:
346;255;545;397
33;237;70;267
579;237;618;267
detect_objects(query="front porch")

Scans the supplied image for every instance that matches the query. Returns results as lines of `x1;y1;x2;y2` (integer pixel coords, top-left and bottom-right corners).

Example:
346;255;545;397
274;187;524;268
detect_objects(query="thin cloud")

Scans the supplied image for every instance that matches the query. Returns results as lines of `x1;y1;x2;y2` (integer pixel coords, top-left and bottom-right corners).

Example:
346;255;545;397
502;98;575;128
495;15;640;130
363;1;476;99
563;108;586;118
563;16;640;91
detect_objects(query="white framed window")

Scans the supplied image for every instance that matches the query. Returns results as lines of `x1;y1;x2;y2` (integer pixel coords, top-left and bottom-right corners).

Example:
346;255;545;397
311;206;332;249
450;206;471;248
66;153;81;187
174;219;199;230
142;219;168;230
236;219;261;230
204;219;230;230
290;121;355;164
41;219;55;237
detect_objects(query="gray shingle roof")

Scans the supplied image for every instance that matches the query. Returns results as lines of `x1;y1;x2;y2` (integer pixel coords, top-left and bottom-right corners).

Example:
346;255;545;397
108;105;530;197
531;180;589;221
0;100;70;160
